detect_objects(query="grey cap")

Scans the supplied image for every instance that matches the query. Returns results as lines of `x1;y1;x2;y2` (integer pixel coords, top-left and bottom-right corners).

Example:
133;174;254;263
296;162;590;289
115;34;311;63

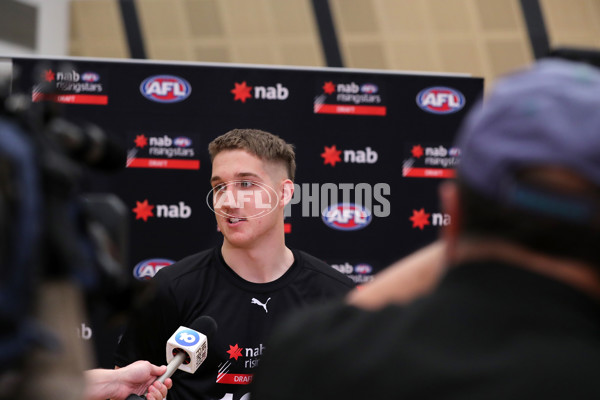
455;59;600;223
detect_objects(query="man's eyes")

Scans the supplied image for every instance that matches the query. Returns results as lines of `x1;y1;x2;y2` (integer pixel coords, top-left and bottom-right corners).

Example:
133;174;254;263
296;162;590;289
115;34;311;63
238;181;254;188
213;181;256;191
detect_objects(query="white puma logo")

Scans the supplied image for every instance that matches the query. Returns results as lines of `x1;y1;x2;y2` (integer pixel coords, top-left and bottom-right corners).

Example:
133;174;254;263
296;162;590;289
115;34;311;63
251;297;271;313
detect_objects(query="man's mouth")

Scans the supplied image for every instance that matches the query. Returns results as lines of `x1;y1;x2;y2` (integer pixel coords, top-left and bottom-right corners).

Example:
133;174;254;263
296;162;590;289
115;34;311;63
227;217;247;224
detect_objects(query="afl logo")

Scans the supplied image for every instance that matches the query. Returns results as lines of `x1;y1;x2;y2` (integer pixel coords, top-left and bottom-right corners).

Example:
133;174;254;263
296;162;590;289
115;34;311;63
354;264;373;274
140;75;191;103
174;136;192;148
81;72;100;82
416;87;465;114
133;258;174;280
322;203;372;231
360;83;378;94
175;329;200;347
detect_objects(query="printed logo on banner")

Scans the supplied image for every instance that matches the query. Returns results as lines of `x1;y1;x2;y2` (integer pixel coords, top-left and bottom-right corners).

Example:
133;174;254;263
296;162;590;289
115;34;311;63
140;75;191;103
321;145;378;167
416;87;465;114
231;81;289;103
331;262;375;285
314;80;386;116
409;208;451;230
133;258;175;280
77;323;93;341
32;67;108;105
322;203;372;231
402;143;459;178
127;133;200;170
132;199;192;221
81;72;100;82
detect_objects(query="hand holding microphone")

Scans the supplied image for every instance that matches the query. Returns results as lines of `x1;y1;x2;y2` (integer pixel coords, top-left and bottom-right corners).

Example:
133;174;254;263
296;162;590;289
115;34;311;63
125;316;217;400
84;361;170;400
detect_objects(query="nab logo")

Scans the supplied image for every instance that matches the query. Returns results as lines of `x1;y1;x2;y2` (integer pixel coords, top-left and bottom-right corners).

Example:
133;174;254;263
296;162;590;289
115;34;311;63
321;145;378;167
416;87;465;114
132;199;192;221
322;203;372;231
175;329;200;347
133;258;174;280
231;81;289;103
331;262;373;274
140;75;191;103
81;72;100;82
410;208;451;230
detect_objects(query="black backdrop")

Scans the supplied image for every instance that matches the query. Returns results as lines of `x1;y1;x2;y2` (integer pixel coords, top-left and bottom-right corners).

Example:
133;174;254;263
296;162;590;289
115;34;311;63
11;56;483;368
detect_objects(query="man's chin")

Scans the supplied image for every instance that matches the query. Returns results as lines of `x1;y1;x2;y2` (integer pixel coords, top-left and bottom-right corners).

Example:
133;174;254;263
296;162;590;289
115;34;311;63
223;235;255;249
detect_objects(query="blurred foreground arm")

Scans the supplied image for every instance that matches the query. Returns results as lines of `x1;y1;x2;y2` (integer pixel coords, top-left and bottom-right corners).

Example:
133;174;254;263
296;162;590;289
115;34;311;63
346;240;446;309
85;361;172;400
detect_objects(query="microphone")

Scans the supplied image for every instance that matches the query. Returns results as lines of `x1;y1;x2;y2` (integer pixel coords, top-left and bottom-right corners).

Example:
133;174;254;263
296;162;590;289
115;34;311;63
125;315;217;400
161;315;217;380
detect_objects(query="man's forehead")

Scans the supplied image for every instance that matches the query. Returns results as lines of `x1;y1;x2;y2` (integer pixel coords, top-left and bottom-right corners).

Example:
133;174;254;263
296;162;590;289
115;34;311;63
211;149;287;179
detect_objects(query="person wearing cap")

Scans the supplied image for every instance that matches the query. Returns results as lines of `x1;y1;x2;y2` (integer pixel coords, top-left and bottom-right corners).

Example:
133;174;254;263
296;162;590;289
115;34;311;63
251;59;600;400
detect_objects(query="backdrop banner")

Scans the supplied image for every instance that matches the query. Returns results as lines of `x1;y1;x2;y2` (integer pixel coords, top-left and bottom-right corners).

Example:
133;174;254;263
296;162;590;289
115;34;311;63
10;56;483;367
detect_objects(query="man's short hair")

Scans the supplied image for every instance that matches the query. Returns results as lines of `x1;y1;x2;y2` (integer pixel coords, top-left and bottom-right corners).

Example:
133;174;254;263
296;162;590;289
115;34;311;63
208;129;296;181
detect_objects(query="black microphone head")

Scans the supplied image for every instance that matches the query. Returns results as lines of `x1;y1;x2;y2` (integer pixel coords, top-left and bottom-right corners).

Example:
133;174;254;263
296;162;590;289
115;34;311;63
189;315;217;340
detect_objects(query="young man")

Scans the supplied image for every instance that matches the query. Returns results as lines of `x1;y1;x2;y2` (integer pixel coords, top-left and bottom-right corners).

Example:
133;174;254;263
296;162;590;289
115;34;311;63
252;59;600;399
114;129;354;400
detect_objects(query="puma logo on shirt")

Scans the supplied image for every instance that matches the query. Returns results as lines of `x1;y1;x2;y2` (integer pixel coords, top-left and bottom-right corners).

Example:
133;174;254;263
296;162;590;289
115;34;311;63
251;297;271;313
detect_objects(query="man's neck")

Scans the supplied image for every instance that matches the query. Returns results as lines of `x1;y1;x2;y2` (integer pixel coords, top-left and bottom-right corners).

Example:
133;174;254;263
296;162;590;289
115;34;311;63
450;239;600;300
221;242;294;284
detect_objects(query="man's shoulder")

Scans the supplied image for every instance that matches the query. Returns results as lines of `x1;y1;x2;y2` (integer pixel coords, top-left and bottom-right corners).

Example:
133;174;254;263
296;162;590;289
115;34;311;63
294;249;355;288
155;247;217;281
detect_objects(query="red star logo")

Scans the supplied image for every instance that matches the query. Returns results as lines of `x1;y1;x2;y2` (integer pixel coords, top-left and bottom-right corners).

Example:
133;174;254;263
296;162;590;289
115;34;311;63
132;199;155;222
410;208;430;230
44;69;55;82
321;145;342;167
322;81;335;95
411;145;424;158
231;81;253;103
227;344;244;360
134;134;148;148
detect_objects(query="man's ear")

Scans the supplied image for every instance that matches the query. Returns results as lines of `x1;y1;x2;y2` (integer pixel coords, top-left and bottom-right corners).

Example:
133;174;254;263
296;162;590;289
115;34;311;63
280;179;295;207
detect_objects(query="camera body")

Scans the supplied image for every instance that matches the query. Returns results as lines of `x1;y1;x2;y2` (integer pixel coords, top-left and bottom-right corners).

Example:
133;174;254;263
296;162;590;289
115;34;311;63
0;71;130;388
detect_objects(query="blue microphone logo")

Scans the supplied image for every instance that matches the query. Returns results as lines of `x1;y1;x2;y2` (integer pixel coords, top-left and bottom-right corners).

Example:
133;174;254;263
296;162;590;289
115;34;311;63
175;329;200;347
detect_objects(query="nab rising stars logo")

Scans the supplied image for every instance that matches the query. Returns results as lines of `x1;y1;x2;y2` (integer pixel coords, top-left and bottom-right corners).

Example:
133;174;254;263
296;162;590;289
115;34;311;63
416;87;465;114
140;75;191;103
322;203;372;231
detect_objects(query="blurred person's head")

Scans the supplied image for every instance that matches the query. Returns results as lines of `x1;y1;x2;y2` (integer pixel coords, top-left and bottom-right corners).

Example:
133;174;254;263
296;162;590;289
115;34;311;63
443;59;600;271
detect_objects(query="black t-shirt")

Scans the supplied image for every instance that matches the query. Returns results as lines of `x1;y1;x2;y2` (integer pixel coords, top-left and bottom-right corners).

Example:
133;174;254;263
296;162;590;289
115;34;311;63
253;260;600;400
114;247;354;400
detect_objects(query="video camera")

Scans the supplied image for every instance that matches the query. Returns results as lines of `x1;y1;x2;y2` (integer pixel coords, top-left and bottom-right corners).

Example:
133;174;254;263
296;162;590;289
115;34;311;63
0;63;131;382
